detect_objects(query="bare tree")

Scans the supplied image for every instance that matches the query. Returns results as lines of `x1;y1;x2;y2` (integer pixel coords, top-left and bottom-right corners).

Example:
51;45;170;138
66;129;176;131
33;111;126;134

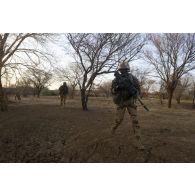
188;80;195;108
0;33;52;111
66;33;145;110
192;83;195;108
158;80;167;105
174;75;190;104
144;79;156;97
144;33;195;108
23;67;52;98
97;80;112;98
131;67;151;97
15;77;34;97
131;67;151;89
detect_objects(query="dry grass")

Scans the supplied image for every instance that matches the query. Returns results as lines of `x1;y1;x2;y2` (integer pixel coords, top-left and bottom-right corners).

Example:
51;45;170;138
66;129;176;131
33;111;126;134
0;96;195;162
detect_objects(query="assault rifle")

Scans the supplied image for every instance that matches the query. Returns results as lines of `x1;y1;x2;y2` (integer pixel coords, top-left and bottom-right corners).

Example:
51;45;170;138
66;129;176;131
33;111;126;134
114;71;149;112
137;97;149;112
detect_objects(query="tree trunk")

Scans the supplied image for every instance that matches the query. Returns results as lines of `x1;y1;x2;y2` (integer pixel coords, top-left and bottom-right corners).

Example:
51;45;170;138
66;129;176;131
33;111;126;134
70;87;75;99
159;93;163;105
33;88;36;97
81;89;88;111
176;97;181;104
167;89;174;108
0;76;8;111
37;90;41;98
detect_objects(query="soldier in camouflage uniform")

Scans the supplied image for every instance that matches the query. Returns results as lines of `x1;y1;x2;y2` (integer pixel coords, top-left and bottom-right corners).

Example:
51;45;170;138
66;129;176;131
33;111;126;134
15;93;21;101
15;89;21;102
59;82;69;107
111;62;145;150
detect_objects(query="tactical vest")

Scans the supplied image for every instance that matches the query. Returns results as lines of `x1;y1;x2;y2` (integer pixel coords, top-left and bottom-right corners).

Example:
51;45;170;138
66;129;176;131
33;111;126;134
59;85;68;95
111;73;138;104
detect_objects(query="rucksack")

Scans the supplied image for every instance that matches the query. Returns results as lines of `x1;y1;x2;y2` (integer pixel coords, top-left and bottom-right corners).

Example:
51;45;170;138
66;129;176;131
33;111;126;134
59;85;68;95
111;72;137;104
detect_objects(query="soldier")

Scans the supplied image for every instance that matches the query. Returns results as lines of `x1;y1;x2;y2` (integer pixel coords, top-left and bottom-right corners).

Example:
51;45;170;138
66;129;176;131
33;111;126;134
59;82;69;107
15;92;21;102
111;62;145;150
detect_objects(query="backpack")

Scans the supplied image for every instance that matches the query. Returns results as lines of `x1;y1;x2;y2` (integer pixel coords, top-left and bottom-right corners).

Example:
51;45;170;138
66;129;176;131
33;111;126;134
111;72;138;104
59;85;68;95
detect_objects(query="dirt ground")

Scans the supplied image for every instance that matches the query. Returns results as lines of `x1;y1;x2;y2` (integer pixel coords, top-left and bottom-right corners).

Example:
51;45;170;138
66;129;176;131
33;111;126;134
0;96;195;163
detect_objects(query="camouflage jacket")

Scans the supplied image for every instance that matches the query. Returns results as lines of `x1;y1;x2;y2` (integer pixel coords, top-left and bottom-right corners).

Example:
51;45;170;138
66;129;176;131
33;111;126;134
111;72;141;104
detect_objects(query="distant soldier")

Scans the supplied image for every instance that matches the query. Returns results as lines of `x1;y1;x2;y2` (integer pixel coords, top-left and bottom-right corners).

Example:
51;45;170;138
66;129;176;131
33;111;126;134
15;92;21;102
111;62;145;150
59;82;69;107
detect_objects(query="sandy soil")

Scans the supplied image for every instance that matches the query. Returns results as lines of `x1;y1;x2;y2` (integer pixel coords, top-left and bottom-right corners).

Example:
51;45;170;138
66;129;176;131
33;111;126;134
0;96;195;162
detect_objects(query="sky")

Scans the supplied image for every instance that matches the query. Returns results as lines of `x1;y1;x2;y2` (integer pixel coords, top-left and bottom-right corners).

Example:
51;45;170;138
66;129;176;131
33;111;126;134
47;35;153;90
2;33;195;91
49;37;195;92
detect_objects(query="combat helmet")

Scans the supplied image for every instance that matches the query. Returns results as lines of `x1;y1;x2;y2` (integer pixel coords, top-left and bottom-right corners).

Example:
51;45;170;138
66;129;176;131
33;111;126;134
118;62;130;71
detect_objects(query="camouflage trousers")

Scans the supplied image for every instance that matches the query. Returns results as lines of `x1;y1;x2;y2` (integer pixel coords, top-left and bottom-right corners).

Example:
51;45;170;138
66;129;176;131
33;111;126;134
60;94;67;106
111;99;141;138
